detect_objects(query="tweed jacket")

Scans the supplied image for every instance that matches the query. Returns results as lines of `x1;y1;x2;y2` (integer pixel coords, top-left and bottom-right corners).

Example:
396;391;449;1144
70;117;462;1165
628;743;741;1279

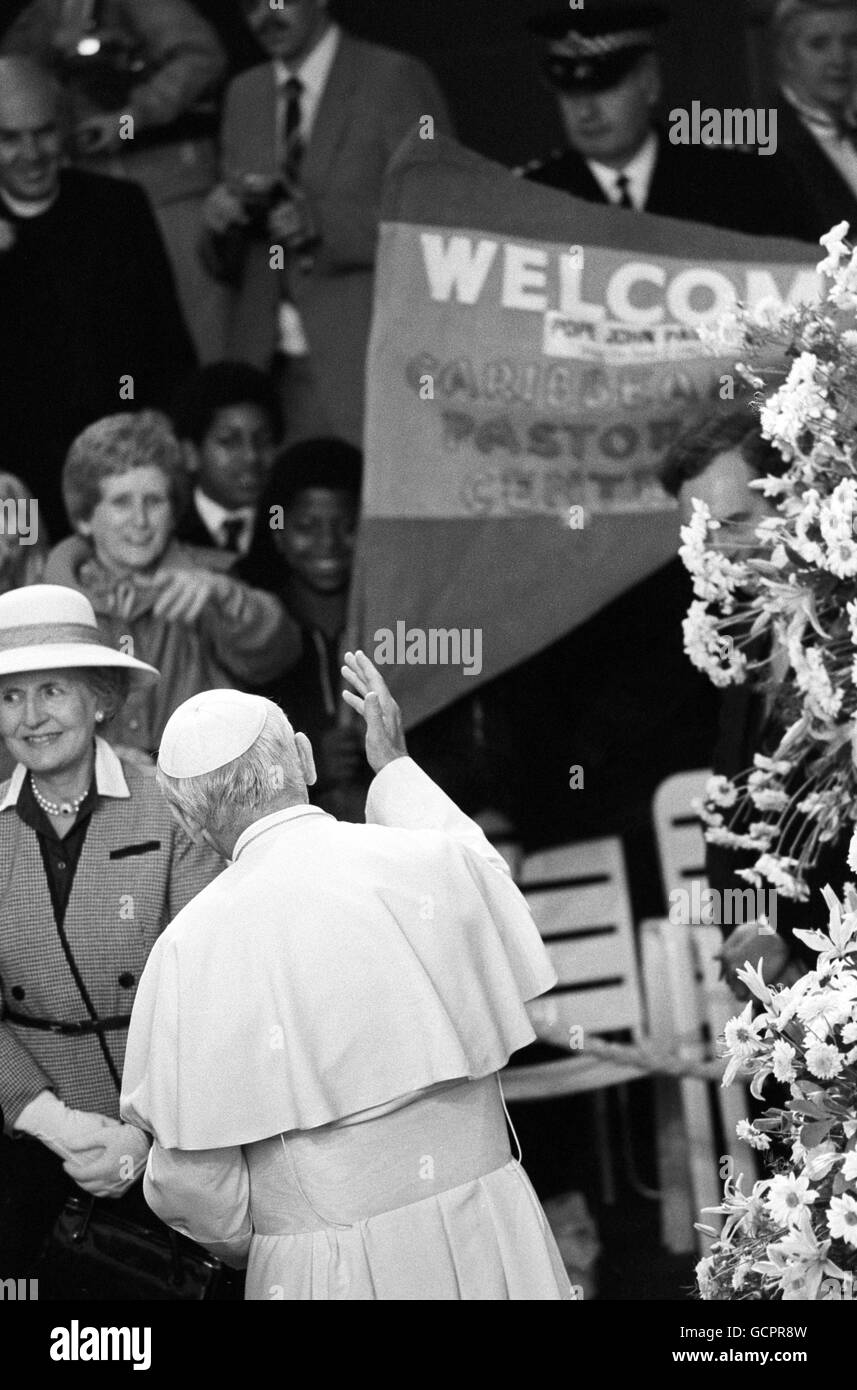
203;30;453;445
0;739;223;1134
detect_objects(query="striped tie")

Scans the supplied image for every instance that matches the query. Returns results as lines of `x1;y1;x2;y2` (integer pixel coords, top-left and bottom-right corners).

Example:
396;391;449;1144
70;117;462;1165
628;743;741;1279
282;74;304;189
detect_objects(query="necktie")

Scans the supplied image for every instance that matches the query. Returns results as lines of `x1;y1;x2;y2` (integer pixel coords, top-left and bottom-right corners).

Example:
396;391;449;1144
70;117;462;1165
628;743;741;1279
615;173;634;210
220;517;245;552
282;74;304;189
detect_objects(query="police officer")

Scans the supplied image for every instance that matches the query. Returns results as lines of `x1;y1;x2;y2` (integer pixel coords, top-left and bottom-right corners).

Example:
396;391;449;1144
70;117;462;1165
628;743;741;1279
521;0;816;240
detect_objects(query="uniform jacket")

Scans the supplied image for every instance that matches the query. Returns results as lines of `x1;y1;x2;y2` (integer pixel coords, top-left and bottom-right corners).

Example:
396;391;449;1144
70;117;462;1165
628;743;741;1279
0;738;222;1133
1;0;227;206
44;535;301;752
522;135;819;242
0;169;195;540
202;31;453;446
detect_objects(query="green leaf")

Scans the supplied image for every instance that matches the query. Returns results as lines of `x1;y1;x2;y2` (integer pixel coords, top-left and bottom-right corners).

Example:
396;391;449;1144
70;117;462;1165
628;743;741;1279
801;1120;834;1148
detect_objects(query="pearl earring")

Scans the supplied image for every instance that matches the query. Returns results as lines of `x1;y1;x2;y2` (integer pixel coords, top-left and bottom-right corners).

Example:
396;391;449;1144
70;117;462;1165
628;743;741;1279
95;711;104;723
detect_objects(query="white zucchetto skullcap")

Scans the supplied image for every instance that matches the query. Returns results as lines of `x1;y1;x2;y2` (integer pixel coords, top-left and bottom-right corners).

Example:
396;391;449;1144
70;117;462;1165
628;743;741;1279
158;689;274;778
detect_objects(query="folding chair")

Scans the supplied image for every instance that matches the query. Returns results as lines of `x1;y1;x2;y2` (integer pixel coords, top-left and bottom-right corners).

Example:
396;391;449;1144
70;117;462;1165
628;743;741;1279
502;837;663;1207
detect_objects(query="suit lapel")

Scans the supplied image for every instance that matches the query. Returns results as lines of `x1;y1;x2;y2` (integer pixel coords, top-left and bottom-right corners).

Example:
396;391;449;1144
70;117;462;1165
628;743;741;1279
225;65;279;181
777;100;857;221
303;33;362;191
258;64;281;175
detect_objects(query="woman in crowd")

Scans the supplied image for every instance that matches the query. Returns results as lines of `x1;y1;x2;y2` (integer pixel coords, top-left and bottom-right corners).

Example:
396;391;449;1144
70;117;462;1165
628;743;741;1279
0;583;224;1294
44;410;300;757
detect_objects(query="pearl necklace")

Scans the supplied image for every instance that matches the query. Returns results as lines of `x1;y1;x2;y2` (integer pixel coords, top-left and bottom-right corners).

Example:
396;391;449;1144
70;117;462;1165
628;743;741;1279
30;776;88;818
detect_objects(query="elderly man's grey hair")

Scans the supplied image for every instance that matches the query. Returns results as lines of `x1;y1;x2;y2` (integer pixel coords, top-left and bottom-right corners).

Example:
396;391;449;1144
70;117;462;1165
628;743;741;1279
156;705;308;828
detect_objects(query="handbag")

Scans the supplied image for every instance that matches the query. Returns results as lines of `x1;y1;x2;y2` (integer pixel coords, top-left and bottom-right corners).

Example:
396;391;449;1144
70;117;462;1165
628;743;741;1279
40;1194;224;1301
34;905;231;1300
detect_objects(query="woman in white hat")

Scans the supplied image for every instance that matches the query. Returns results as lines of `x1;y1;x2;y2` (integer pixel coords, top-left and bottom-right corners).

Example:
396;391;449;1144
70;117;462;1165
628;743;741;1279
0;584;224;1296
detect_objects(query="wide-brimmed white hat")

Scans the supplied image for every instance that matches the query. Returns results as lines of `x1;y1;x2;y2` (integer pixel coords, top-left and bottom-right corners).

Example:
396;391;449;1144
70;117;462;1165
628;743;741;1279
0;585;159;684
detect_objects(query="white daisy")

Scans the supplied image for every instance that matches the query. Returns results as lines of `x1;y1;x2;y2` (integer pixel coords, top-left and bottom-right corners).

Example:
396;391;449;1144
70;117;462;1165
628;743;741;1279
805;1041;845;1079
766;1172;818;1228
827;1194;857;1247
771;1039;797;1083
736;1119;771;1151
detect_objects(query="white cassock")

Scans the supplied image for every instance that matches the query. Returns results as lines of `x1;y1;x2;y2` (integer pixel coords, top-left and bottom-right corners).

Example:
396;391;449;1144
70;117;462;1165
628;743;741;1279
120;758;572;1300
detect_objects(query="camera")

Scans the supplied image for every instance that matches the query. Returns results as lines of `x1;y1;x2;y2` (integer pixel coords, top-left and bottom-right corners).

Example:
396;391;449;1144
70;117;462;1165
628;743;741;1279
233;174;288;234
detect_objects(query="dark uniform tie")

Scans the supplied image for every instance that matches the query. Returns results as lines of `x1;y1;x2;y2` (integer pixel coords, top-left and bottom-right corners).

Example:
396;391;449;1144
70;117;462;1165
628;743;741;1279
615;173;634;210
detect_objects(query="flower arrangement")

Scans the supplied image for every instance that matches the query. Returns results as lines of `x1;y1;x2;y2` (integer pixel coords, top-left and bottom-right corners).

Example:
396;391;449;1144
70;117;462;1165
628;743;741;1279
682;223;857;900
696;884;857;1300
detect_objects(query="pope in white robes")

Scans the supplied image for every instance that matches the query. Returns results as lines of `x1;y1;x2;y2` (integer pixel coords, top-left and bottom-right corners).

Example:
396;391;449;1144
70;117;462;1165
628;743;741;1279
120;652;571;1300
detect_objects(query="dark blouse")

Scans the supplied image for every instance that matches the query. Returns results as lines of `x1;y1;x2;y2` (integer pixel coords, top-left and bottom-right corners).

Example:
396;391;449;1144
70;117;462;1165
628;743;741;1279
14;776;97;929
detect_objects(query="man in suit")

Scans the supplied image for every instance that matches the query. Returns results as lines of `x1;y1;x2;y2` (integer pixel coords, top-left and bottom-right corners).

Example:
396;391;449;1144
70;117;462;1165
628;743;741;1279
521;0;817;241
770;0;857;240
0;57;196;540
200;0;453;449
1;0;230;360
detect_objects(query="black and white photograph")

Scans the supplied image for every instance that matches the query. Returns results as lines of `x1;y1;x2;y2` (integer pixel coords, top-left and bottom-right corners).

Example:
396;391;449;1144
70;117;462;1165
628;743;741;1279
0;0;855;1360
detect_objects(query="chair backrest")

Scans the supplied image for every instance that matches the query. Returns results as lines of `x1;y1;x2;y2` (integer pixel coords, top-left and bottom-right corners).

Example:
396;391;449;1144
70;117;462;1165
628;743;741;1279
653;769;712;906
646;918;757;1184
520;837;643;1039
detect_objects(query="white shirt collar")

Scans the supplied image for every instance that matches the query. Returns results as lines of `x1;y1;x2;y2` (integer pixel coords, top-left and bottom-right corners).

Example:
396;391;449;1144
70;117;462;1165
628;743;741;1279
782;84;855;139
274;23;340;138
0;735;130;812
232;804;330;861
587;131;659;210
193;487;256;552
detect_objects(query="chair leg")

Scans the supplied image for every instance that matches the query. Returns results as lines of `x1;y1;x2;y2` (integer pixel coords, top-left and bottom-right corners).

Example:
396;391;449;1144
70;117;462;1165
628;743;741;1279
592;1090;616;1206
653;1076;695;1253
616;1083;660;1201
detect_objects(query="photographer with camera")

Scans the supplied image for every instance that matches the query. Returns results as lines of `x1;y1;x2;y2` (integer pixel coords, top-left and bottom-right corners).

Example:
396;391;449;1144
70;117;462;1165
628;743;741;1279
200;0;453;450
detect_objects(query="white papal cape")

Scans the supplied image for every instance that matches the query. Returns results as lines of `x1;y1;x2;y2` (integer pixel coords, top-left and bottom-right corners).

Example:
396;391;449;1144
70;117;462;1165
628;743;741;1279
121;758;571;1300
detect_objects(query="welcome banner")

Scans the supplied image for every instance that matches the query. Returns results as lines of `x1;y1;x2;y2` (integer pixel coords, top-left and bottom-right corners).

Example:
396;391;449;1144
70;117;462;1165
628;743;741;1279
351;133;819;728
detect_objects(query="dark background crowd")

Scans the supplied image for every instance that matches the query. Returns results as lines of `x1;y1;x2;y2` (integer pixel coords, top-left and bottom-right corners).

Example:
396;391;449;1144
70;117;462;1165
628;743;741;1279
1;0;856;1299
